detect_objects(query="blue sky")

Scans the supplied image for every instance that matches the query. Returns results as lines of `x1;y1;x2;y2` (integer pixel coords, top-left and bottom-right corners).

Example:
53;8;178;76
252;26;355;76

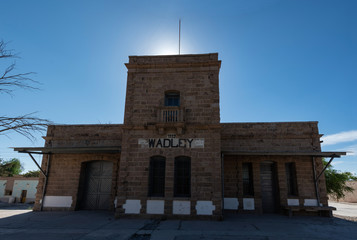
0;0;356;174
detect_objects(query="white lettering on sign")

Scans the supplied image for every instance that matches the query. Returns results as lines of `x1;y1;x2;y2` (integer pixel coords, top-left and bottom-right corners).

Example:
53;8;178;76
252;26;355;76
138;138;204;148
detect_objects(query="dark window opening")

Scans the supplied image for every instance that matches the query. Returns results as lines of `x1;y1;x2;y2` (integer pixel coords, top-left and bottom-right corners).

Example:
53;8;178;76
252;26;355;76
174;156;191;197
285;162;298;196
243;162;254;196
165;92;180;106
5;190;12;196
148;156;166;197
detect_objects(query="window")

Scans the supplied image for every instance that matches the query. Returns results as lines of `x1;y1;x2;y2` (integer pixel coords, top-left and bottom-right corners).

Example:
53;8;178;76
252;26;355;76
5;190;12;196
148;156;166;197
285;162;298;196
174;156;191;197
165;92;180;106
242;163;254;196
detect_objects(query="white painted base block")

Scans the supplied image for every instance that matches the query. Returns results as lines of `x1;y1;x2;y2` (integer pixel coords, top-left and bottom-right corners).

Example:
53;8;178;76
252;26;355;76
287;199;299;206
8;197;15;204
304;199;318;206
224;198;239;210
0;180;6;198
195;201;215;215
43;196;72;208
147;200;165;214
123;199;141;214
173;200;190;215
243;198;255;210
114;197;118;208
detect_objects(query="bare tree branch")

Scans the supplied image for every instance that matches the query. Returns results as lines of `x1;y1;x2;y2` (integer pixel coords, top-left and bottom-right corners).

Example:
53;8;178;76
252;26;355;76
0;40;15;59
0;40;40;95
0;113;52;140
0;40;51;140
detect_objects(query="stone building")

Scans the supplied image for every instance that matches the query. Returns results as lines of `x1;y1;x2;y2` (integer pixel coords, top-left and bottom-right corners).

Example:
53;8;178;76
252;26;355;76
15;53;344;219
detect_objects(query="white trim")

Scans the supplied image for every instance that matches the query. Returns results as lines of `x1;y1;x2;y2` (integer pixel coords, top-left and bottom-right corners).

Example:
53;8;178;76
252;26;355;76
195;201;215;215
224;198;239;210
173;200;190;215
287;199;299;206
123;199;141;214
43;196;72;208
243;198;255;210
304;199;318;206
146;200;165;214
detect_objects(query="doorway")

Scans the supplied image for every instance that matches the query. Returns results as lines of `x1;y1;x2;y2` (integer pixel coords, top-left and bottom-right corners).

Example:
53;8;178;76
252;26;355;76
20;190;27;203
79;161;113;210
260;161;278;213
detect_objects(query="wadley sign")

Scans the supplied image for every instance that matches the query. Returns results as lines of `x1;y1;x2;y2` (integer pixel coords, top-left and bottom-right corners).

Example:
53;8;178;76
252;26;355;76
138;138;204;148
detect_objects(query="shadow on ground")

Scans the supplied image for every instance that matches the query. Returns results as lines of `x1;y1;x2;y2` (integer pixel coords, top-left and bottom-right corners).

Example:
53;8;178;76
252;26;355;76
0;207;356;240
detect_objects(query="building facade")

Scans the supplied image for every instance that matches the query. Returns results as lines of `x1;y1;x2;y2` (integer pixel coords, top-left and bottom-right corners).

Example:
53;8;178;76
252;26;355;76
15;53;343;219
0;177;38;203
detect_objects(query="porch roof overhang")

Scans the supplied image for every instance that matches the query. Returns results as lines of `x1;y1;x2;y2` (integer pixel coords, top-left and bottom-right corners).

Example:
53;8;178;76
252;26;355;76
13;146;121;154
221;151;346;158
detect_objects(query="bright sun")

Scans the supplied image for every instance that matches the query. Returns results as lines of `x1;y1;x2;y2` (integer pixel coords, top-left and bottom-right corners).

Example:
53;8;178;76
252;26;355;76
153;42;179;55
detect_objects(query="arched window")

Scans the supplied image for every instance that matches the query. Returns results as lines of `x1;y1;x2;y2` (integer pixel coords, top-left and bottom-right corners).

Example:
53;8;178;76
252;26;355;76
148;156;166;197
174;156;191;197
165;91;180;106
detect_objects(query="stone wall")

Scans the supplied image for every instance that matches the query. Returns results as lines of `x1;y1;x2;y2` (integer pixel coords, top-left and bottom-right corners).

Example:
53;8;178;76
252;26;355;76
124;53;221;126
45;124;123;147
222;121;328;213
116;126;222;219
223;155;327;213
34;124;122;211
329;181;357;203
34;153;120;211
221;122;321;153
116;53;222;219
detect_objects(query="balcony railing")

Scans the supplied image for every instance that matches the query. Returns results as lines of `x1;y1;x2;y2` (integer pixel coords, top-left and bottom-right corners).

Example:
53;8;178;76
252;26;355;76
158;107;184;123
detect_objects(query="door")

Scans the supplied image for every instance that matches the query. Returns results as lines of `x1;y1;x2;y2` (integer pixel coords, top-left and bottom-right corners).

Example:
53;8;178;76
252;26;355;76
82;161;113;210
20;190;27;203
260;162;277;213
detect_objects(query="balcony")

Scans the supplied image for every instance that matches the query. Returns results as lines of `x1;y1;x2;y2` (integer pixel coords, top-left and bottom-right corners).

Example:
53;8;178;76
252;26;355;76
157;107;184;123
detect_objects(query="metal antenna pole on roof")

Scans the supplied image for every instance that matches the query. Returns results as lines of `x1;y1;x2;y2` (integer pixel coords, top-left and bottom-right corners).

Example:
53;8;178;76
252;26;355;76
179;19;181;55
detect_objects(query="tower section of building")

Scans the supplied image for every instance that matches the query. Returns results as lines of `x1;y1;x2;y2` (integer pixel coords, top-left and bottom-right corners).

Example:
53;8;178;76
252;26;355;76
116;53;222;219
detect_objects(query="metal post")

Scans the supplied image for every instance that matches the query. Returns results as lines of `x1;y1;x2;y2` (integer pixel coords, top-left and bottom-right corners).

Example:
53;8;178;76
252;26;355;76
316;156;335;181
179;19;181;55
28;153;46;176
221;153;225;216
40;154;51;211
312;157;320;206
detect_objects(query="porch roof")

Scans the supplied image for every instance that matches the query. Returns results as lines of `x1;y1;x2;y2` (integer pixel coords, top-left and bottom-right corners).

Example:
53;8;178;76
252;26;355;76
13;146;121;154
221;151;346;158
